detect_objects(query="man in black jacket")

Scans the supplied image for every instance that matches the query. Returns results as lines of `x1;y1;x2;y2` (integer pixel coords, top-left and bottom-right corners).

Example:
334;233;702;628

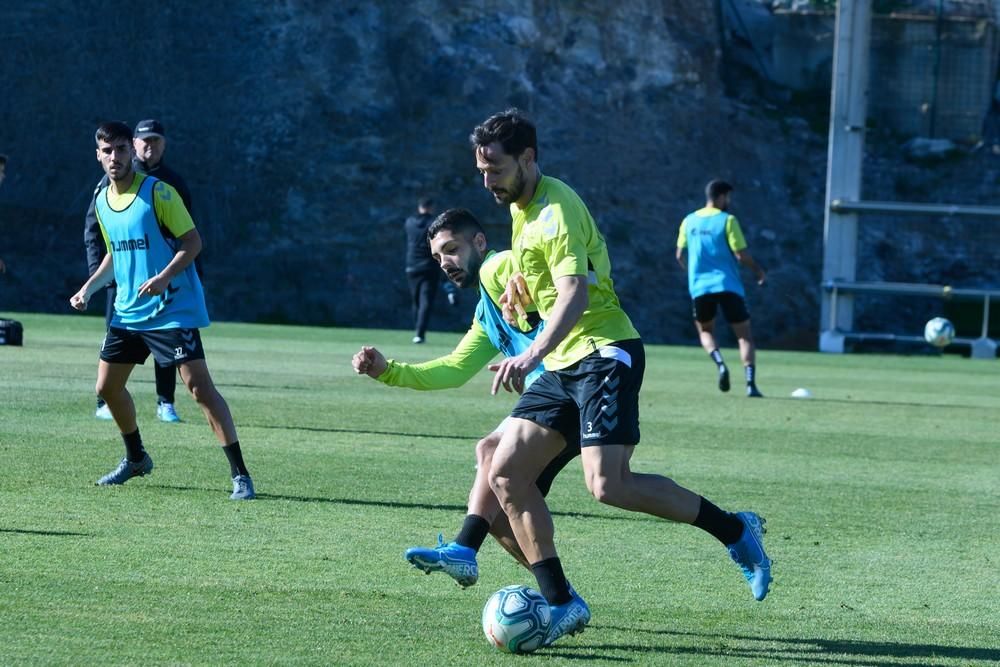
84;119;195;422
404;196;443;344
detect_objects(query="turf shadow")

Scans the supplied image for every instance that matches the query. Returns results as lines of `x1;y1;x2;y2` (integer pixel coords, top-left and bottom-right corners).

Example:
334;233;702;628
565;626;1000;665
245;423;475;441
144;484;652;522
0;527;91;537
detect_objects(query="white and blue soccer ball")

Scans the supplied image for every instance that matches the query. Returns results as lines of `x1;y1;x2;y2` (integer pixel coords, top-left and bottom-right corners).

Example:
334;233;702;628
482;585;551;654
924;317;955;348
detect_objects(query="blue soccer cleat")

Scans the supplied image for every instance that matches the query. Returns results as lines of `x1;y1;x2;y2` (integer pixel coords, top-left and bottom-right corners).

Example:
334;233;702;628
96;454;153;486
404;534;478;587
727;511;772;601
156;402;182;423
542;589;591;647
230;475;256;500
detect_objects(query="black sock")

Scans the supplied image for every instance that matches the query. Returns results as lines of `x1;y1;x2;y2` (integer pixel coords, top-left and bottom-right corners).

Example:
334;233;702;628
531;557;572;605
745;364;756;386
692;497;744;545
222;441;249;478
454;514;491;551
122;429;145;462
154;361;176;404
96;397;106;409
710;349;725;367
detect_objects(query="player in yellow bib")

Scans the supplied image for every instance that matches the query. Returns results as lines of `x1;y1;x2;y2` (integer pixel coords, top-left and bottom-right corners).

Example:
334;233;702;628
470;109;772;647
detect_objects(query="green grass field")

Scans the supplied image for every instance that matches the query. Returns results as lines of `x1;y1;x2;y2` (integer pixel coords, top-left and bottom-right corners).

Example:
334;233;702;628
1;313;997;666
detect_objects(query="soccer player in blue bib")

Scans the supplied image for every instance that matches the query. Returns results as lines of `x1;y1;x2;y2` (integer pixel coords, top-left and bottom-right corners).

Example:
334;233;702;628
70;121;255;500
352;209;579;585
677;179;767;397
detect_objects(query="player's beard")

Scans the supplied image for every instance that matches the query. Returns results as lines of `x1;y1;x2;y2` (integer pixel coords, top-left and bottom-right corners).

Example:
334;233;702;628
449;252;484;288
491;165;526;206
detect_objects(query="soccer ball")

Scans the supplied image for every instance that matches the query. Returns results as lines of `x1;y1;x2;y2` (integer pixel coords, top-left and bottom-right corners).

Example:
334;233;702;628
482;585;551;654
924;317;955;348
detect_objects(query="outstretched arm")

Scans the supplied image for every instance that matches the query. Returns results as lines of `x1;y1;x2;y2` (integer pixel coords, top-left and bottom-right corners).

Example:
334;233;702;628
352;322;499;391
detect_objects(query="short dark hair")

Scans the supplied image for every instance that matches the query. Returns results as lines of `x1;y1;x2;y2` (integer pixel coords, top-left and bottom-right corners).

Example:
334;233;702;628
470;108;538;160
427;208;486;243
418;196;434;209
0;154;7;166
706;179;733;201
95;121;133;145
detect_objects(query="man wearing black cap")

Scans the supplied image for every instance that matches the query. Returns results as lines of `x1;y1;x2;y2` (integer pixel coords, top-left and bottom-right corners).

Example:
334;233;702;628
84;119;196;423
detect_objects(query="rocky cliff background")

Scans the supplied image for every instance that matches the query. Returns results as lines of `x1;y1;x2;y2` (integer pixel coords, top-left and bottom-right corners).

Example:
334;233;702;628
0;1;996;349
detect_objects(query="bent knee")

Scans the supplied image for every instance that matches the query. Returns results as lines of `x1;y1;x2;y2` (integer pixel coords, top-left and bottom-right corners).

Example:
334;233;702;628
475;435;499;468
588;476;628;506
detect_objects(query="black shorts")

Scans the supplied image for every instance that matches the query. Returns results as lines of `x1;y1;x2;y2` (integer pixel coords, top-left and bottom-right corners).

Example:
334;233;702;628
511;339;645;448
100;327;205;366
692;291;750;324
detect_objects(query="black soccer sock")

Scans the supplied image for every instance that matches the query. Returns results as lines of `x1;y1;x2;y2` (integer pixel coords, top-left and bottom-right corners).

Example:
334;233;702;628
531;557;572;606
455;514;491;552
745;364;756;386
710;348;725;367
121;429;146;462
692;497;744;546
154;361;176;404
222;441;250;478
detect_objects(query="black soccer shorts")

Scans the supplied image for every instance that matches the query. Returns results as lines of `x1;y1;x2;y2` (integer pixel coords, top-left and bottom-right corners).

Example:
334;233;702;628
511;338;645;448
100;327;206;366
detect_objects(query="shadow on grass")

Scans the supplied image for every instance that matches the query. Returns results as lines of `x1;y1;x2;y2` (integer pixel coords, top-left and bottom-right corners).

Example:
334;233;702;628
145;484;651;522
246;423;474;441
0;527;91;537
556;626;1000;666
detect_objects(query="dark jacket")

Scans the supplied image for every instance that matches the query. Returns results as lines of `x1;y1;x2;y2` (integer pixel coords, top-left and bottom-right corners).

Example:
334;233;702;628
404;212;437;274
84;158;194;275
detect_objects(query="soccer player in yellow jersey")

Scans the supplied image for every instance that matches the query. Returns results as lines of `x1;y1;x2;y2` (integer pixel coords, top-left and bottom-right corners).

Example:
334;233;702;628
677;180;767;397
470;109;772;646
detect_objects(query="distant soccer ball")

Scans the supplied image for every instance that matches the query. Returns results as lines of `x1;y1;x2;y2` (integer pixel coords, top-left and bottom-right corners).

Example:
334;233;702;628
924;317;955;348
482;585;551;654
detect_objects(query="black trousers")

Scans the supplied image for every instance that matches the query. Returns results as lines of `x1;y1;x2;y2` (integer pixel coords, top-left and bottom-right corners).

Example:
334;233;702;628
407;270;440;339
99;285;177;404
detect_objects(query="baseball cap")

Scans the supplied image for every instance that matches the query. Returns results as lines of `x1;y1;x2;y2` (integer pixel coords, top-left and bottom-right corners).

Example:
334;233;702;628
134;119;165;139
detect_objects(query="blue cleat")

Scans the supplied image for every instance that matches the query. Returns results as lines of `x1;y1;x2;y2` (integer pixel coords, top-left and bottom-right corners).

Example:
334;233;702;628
230;475;256;500
727;511;772;601
404;534;478;587
156;402;182;423
97;454;153;486
746;385;764;398
95;403;114;420
543;589;591;647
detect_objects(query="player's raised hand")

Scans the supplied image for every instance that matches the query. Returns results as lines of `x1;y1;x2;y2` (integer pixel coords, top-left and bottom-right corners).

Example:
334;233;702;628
499;272;531;326
353;346;387;378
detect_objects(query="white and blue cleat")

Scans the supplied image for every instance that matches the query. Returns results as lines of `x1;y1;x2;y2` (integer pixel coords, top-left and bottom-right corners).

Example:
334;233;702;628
727;511;772;601
404;534;479;587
